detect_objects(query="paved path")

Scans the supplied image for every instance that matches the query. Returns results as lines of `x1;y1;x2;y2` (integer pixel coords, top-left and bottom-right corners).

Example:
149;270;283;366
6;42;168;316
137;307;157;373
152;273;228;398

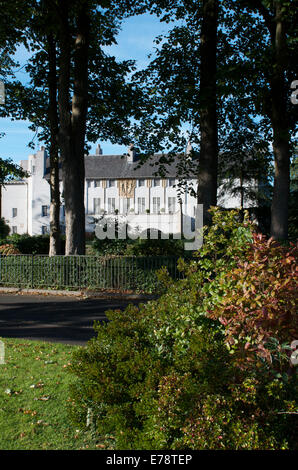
0;293;142;345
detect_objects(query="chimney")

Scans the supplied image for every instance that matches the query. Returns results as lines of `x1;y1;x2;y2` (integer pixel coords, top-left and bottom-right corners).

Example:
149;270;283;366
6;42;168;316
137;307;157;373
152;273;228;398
96;144;103;155
127;143;136;163
35;146;47;175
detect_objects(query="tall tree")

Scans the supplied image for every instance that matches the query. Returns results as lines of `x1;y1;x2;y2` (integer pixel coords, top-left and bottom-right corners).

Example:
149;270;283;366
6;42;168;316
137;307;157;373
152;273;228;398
56;0;140;254
197;0;218;225
132;1;297;237
226;0;298;240
1;0;141;255
2;0;64;255
131;1;220;223
47;31;61;255
265;1;295;240
29;0;63;255
54;0;146;254
57;0;87;255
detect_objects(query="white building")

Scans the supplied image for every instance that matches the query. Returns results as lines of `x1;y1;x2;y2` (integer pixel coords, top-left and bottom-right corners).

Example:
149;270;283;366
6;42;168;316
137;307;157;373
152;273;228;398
1;144;245;238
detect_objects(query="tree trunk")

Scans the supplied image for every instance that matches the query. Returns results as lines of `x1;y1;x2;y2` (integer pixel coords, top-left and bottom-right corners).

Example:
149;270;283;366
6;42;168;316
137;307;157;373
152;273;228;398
57;0;89;255
240;1;291;240
270;2;290;241
47;32;61;256
197;0;219;226
68;2;90;255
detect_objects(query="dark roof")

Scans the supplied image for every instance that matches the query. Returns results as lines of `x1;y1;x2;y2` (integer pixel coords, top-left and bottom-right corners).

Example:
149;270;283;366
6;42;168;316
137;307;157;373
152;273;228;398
85;153;179;178
45;153;196;180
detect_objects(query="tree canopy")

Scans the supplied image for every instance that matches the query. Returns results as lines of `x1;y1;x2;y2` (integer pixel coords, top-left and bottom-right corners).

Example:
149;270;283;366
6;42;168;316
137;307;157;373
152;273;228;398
0;0;297;246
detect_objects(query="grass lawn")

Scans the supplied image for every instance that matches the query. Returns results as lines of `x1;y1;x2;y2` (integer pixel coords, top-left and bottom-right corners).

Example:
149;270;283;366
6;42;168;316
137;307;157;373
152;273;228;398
0;337;100;450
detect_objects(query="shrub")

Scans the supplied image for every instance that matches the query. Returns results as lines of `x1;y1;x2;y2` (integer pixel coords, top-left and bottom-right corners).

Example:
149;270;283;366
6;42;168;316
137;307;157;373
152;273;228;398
6;234;50;254
181;372;297;450
125;238;185;257
208;234;298;372
91;236;185;257
5;234;65;254
69;208;298;450
92;237;132;256
91;216;133;256
0;218;10;238
0;243;21;255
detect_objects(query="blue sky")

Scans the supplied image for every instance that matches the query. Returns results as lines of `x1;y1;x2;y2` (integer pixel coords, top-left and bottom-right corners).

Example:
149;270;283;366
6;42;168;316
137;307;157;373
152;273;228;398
0;13;174;165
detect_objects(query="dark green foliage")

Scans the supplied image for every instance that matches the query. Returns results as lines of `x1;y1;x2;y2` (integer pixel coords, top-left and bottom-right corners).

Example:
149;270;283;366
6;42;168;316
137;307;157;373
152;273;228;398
69;305;163;448
0;217;10;238
5;234;66;255
125;237;185;257
69;208;297;449
0;158;27;184
92;236;185;257
92;238;132;256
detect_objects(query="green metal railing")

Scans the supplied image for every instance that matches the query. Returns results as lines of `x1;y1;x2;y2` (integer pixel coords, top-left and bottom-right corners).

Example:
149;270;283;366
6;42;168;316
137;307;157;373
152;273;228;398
0;255;184;292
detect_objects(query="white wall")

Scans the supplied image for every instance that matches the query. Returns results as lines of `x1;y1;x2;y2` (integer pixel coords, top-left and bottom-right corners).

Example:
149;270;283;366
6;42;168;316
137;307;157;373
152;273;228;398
2;148;51;236
27;149;51;235
1;183;28;234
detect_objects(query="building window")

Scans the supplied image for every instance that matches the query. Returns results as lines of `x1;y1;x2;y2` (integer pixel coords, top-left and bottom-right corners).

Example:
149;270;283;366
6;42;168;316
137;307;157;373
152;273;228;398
153;179;161;187
152;197;160;214
123;198;133;214
107;179;116;188
32;165;36;175
42;205;48;217
138;179;145;187
107;198;116;213
12;208;17;218
87;180;92;188
168;197;176;213
41;225;48;235
93;198;101;214
168;178;175;187
94;180;101;188
138;197;145;214
12;226;17;234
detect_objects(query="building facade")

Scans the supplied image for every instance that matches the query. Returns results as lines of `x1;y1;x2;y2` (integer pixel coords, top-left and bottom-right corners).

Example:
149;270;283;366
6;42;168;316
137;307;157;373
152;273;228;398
1;145;244;238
